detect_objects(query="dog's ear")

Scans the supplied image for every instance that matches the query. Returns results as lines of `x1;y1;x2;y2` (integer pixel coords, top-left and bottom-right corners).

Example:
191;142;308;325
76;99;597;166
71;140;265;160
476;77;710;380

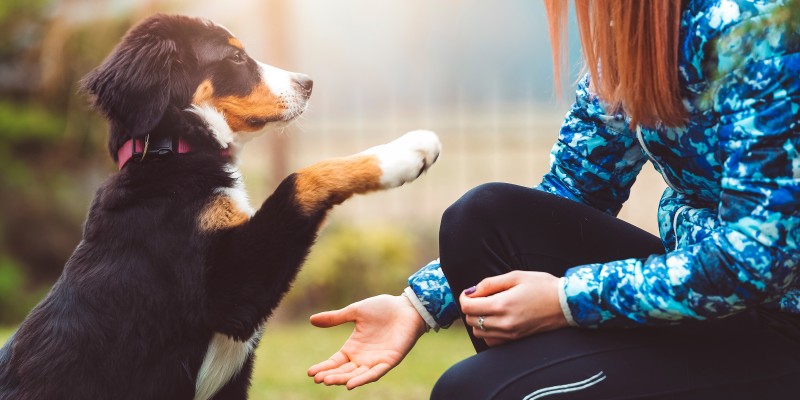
82;15;184;155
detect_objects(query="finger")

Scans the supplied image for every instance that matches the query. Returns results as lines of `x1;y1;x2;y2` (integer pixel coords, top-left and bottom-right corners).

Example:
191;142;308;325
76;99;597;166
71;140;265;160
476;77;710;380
469;314;513;338
472;326;491;339
464;314;504;332
473;271;521;297
309;307;354;328
314;362;358;384
463;314;484;330
472;323;518;342
472;326;511;340
459;294;501;317
346;363;393;390
485;337;508;347
323;365;369;386
308;352;349;377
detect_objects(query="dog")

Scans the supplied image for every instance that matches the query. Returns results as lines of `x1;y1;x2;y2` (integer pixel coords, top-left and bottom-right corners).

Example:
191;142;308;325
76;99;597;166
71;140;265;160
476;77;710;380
0;14;439;400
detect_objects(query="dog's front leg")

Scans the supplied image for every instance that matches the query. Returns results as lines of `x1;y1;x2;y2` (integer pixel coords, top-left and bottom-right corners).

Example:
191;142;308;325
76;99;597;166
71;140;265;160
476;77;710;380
206;130;439;338
195;131;438;399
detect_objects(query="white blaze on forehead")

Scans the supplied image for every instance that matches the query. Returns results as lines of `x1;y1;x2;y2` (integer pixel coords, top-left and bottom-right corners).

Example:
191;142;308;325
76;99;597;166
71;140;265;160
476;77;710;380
257;61;294;97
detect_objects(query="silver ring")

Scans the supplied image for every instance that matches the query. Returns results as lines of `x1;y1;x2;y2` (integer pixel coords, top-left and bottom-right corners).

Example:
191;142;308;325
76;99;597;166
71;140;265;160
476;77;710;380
477;315;486;331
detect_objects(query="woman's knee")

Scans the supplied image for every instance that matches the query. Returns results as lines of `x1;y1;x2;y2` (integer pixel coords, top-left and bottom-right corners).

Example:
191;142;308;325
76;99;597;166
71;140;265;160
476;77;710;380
439;183;541;281
440;182;513;237
431;356;490;400
438;183;511;274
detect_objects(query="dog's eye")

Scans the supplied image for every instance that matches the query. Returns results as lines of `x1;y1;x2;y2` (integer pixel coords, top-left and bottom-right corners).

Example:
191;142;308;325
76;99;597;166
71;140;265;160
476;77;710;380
229;52;247;64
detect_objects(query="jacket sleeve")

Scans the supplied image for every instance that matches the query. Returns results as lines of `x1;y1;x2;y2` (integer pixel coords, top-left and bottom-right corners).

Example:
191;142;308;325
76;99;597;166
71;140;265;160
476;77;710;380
562;15;800;328
407;259;460;330
538;74;648;215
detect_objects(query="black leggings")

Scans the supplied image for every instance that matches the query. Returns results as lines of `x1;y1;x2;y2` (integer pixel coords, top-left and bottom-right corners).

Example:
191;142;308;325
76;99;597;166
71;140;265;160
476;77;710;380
431;183;800;399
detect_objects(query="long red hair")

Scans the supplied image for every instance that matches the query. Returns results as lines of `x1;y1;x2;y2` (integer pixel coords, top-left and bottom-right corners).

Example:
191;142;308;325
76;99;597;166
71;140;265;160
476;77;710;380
545;0;685;128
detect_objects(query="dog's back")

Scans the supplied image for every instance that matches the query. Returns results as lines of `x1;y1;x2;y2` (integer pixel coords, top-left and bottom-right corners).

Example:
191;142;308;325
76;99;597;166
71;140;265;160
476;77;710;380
0;334;17;394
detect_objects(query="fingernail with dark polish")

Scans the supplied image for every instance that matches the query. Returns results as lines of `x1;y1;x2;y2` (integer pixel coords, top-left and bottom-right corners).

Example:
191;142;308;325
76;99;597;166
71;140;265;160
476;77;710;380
464;286;476;295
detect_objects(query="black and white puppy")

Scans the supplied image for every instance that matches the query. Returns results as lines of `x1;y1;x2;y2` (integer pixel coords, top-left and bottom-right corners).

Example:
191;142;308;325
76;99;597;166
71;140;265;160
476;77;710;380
0;14;439;400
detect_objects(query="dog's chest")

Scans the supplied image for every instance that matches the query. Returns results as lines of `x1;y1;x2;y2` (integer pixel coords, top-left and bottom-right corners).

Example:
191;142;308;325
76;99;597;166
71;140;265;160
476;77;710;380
194;330;261;400
198;179;255;232
194;175;257;400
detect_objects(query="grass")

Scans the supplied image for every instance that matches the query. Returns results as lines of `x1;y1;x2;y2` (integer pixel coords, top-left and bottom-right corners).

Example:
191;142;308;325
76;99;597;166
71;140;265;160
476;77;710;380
0;321;474;399
252;322;473;399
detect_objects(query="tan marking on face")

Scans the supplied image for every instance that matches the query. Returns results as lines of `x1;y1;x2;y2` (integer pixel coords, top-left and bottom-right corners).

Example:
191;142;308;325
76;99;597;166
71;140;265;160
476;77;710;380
199;195;250;232
294;154;384;216
192;79;284;133
209;82;285;132
192;80;215;104
228;37;244;50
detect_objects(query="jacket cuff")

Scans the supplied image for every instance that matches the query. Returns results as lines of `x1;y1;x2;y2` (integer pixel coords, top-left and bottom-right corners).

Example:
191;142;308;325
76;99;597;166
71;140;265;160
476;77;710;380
557;276;578;327
403;287;439;332
407;259;459;328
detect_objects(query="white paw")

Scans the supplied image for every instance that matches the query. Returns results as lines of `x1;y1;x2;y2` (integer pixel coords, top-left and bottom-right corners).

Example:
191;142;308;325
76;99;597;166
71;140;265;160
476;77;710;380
361;130;441;188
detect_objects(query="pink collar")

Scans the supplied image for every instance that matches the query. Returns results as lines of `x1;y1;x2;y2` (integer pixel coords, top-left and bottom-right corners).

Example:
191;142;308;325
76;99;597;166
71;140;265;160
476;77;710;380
117;136;193;170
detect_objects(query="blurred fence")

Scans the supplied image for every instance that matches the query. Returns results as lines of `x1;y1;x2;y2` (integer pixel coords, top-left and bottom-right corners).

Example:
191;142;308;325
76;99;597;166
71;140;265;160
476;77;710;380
241;107;667;235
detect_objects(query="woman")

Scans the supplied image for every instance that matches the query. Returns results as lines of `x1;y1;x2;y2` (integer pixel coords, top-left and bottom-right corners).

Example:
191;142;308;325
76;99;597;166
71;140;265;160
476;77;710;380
308;0;800;398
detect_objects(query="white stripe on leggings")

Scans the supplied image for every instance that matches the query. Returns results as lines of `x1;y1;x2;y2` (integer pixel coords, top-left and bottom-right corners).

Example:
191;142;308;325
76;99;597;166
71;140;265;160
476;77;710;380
522;371;606;400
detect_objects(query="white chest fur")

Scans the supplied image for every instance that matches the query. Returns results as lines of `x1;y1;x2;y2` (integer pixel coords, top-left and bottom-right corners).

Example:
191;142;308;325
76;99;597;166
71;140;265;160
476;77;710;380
194;167;257;400
194;330;261;400
220;165;255;217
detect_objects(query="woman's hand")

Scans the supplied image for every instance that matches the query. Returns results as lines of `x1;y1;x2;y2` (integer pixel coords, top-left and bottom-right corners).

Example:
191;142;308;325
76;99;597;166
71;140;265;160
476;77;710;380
307;294;427;390
459;270;568;347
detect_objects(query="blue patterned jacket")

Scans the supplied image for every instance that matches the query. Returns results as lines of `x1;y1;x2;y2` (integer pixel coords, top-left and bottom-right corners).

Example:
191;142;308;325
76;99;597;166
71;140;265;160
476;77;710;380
407;0;800;329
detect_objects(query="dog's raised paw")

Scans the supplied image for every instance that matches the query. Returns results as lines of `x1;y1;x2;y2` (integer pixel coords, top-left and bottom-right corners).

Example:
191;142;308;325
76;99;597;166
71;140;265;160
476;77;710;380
361;130;441;189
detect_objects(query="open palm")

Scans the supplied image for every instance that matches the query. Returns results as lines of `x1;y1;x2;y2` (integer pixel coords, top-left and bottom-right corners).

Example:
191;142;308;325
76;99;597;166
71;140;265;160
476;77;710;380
307;294;427;390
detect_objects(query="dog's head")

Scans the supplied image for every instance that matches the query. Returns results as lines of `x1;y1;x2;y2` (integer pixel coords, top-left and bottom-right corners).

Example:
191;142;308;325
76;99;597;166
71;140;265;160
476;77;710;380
82;14;312;161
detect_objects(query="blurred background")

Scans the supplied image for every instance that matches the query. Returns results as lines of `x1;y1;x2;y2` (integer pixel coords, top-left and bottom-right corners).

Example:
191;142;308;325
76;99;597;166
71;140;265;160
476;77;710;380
0;0;666;397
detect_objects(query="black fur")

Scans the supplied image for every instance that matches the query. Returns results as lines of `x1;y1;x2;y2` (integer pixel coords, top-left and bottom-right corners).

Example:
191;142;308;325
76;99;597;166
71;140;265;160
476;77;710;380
0;15;333;400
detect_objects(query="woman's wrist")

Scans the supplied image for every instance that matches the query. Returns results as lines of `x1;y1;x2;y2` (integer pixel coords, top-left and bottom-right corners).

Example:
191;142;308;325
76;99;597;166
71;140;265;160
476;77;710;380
401;287;437;334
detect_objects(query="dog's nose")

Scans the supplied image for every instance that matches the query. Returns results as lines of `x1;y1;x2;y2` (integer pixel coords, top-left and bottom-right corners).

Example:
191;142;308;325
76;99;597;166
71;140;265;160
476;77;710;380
294;74;313;95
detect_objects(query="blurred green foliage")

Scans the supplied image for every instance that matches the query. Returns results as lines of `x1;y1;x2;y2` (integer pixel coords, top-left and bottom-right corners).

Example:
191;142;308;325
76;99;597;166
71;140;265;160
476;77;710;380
0;0;134;323
281;223;437;316
0;257;46;323
0;0;51;64
0;0;49;22
0;101;64;141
